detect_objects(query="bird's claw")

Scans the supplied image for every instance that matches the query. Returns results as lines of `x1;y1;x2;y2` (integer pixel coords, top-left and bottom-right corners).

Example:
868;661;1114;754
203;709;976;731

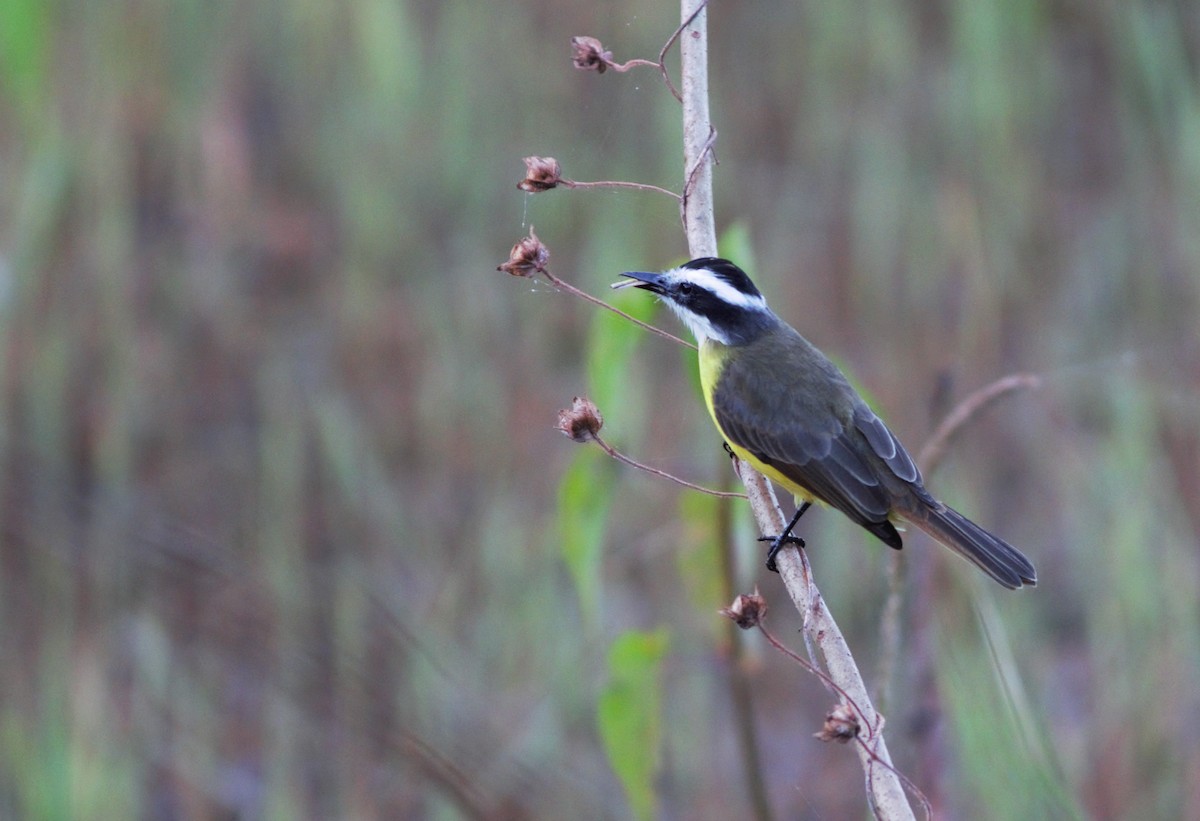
758;533;806;572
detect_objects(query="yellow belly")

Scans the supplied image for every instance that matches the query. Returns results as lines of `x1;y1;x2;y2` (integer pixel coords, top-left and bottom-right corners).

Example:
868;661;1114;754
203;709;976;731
698;340;816;505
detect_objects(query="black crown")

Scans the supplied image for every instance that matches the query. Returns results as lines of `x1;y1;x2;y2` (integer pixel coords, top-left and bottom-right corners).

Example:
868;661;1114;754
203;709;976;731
682;258;761;298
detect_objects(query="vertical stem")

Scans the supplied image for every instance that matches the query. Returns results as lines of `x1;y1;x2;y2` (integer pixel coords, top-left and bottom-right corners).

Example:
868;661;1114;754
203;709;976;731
677;3;915;817
716;454;774;821
680;1;717;257
680;3;769;814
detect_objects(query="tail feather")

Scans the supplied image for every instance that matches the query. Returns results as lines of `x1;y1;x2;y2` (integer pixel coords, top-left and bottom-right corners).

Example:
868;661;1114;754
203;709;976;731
902;502;1037;590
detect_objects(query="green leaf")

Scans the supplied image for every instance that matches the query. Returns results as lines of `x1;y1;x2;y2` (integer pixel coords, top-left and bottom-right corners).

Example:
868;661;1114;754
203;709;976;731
717;221;757;274
0;0;51;130
597;629;670;821
557;448;613;628
675;491;726;637
586;287;658;435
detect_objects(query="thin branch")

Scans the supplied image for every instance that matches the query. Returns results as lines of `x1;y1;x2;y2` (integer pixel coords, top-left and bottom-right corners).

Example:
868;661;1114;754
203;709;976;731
917;373;1042;478
715;477;774;821
540;267;697;350
550;5;935;817
556;397;744;498
519;156;681;201
592;434;745;499
681;125;719;221
658;0;711;103
680;0;716;257
764;474;915;819
606;57;662;73
857;736;935;821
885;373;1040;689
754;613;868;715
677;2;915;813
874;370;1042;794
498;224;692;348
726;593;931;821
570;2;708;104
561;178;681;200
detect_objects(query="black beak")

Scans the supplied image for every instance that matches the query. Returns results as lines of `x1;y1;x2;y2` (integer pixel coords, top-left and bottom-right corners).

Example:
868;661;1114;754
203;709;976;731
611;271;667;294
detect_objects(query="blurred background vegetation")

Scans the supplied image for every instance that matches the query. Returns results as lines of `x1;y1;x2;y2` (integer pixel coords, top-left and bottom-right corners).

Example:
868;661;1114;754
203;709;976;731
1;0;1198;818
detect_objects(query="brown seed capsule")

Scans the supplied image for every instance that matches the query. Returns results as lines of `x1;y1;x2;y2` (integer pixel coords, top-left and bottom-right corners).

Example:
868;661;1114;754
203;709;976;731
814;703;860;743
719;589;768;629
517;156;563;193
556;397;604;443
497;227;550;277
571;36;612;73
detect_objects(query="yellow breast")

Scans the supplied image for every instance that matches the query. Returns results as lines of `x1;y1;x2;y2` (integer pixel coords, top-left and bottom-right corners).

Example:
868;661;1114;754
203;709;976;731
697;341;815;505
697;339;728;423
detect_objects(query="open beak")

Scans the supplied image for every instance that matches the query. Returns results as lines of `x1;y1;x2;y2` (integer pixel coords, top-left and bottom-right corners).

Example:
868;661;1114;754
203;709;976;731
610;271;666;293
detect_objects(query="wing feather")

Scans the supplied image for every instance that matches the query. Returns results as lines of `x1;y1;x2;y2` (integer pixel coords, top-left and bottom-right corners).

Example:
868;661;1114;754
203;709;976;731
711;334;923;535
853;404;922;486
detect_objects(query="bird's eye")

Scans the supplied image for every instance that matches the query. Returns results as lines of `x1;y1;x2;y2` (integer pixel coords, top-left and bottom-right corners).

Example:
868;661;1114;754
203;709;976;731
677;282;695;296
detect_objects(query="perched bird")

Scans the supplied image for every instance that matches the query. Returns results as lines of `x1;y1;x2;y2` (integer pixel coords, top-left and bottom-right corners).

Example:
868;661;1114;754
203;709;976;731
614;258;1036;589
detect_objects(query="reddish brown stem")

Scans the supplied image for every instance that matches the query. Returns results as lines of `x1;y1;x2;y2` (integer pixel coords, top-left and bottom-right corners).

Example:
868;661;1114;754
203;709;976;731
658;0;711;102
917;373;1042;478
756;620;932;821
561;178;681;200
540;268;696;350
607;58;662;73
592;434;745;499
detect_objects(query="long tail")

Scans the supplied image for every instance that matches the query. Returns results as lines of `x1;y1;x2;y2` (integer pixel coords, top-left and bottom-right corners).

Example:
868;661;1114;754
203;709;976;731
901;501;1037;590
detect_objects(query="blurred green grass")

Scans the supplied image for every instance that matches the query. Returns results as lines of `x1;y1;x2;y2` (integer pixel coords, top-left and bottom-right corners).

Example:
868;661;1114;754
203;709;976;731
0;0;1198;817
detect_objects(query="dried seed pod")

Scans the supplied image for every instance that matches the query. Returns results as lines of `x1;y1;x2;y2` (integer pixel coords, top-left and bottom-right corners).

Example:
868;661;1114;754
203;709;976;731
498;227;549;277
720;589;768;629
571;36;612;73
556;397;604;443
517;156;563;193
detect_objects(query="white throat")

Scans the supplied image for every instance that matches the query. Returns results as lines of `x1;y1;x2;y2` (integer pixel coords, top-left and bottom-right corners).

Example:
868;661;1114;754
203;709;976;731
664;300;730;346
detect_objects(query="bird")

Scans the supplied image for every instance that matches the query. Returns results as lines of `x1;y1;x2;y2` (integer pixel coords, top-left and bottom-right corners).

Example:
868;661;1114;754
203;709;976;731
613;258;1037;589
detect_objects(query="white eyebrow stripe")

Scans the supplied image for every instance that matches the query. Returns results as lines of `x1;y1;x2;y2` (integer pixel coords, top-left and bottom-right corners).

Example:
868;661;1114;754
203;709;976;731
664;267;768;311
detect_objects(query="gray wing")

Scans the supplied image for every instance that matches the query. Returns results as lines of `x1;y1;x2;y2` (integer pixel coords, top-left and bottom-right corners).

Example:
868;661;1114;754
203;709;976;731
712;339;927;545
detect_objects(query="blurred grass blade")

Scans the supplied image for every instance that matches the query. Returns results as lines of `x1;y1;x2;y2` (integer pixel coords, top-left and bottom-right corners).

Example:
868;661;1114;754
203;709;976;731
557;448;613;627
0;0;51;129
675;491;724;640
586;285;658;434
597;629;670;821
940;608;1083;819
717;221;757;275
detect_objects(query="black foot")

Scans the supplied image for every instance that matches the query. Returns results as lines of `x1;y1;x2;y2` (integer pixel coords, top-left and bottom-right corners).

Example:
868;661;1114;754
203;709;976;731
759;501;812;572
758;533;805;572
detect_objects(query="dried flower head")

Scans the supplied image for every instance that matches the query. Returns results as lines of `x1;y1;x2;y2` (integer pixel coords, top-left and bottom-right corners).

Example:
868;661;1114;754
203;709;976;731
518;156;563;193
814;703;860;744
556;397;604;443
571;36;613;73
720;589;767;629
498;227;549;277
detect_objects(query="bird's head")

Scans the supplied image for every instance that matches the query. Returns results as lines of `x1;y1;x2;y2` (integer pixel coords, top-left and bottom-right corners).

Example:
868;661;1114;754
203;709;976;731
613;258;777;346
